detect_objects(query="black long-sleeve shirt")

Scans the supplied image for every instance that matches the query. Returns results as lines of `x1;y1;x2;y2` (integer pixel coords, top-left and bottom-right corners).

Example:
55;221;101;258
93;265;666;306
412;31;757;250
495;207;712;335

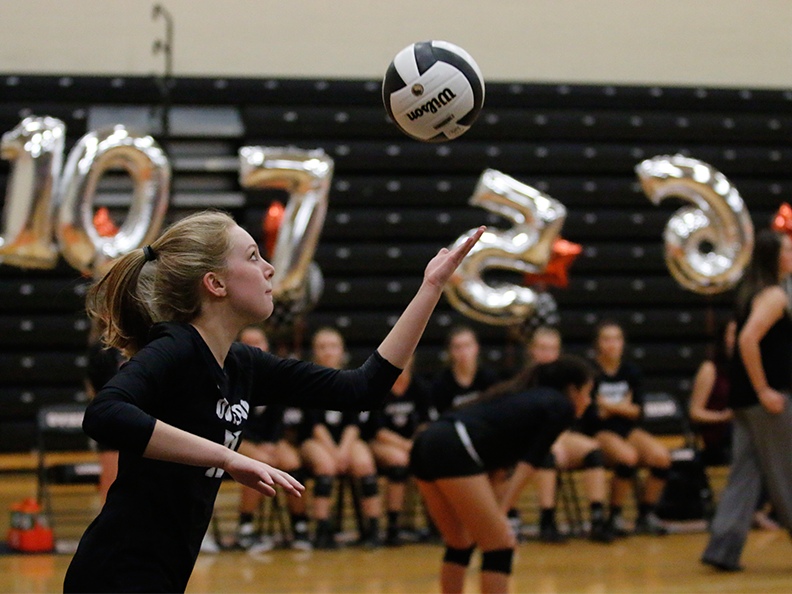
65;322;399;593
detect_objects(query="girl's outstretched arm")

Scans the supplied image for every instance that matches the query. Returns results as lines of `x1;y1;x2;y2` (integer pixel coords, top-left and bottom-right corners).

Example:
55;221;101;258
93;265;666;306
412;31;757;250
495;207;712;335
377;227;485;369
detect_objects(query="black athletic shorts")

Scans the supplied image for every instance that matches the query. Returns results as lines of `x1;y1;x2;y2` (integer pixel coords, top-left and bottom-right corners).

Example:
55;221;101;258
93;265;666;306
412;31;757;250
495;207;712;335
409;420;484;481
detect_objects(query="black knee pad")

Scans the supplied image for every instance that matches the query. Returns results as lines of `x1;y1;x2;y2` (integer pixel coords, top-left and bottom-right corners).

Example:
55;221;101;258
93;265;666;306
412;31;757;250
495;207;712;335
360;474;379;498
443;545;475;567
313;475;334;497
387;465;410;483
614;464;637;480
290;467;309;485
481;548;514;575
538;451;556;469
582;449;604;469
650;466;669;480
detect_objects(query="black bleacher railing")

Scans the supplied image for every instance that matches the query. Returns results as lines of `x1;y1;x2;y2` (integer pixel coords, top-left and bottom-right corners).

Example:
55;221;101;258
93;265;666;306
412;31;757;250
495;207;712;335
1;74;790;452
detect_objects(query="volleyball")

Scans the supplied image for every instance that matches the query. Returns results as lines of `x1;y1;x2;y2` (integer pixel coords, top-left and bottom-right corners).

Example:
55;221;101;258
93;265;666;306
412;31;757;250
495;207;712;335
382;40;485;143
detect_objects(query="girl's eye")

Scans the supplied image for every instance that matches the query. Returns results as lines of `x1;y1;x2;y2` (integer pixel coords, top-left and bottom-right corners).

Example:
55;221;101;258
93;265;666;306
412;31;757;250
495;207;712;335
250;252;258;261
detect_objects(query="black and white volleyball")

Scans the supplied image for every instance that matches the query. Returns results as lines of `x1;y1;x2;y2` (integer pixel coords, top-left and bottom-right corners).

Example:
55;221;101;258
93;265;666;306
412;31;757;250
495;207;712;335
382;40;485;143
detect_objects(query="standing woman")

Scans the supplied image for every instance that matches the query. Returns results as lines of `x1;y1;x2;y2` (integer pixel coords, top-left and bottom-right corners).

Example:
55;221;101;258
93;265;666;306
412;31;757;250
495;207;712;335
63;210;483;593
702;229;792;571
410;355;595;594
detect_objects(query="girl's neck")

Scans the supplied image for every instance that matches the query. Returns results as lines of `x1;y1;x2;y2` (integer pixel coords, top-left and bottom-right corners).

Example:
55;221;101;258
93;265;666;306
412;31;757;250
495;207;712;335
597;355;621;375
191;315;238;368
453;364;476;388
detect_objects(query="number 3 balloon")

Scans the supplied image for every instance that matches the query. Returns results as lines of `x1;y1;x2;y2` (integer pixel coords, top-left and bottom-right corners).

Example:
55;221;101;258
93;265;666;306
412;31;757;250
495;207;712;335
636;154;754;295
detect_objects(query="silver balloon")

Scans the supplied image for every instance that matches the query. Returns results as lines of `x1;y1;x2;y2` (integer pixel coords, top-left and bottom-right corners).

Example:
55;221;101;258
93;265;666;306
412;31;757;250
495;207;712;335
445;169;567;325
57;126;171;277
239;146;332;304
636;154;754;294
0;116;65;269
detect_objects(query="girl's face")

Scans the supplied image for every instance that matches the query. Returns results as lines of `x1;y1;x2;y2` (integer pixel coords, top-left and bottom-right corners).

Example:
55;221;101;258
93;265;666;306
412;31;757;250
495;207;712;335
596;325;624;361
530;333;561;364
222;225;275;323
313;330;345;369
448;330;479;369
779;234;792;279
240;328;269;352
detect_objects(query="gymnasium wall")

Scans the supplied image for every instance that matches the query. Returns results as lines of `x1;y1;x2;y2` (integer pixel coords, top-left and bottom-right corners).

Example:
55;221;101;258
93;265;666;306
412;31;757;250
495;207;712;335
1;1;792;87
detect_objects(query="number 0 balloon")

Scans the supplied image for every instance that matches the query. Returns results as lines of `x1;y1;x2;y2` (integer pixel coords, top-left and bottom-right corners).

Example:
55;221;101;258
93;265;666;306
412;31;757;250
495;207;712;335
636;154;753;295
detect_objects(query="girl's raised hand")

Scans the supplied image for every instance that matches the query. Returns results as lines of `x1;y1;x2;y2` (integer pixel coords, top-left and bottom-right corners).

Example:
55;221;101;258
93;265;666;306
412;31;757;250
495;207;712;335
424;226;485;290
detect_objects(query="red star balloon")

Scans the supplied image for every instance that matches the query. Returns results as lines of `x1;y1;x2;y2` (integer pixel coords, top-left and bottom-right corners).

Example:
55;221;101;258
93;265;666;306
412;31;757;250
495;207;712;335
524;238;582;289
771;203;792;237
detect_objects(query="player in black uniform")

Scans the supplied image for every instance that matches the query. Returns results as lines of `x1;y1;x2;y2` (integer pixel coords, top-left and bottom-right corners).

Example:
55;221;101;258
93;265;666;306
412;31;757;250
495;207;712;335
581;321;671;536
362;355;432;545
432;326;500;414
410;355;595;594
63;210;484;593
233;325;312;551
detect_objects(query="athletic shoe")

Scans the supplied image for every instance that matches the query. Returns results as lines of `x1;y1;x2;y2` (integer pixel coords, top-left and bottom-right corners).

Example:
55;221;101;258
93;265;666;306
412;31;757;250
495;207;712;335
291;532;313;551
235;522;257;550
589;518;615;543
604;515;630;538
247;536;275;554
538;520;568;543
634;512;668;536
701;556;743;572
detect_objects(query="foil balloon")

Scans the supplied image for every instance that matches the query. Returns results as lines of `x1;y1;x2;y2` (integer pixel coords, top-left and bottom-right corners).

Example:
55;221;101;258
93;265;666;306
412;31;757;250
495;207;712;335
57;126;171;277
239;146;332;306
0;116;66;269
524;238;582;288
445;169;567;325
636;154;753;295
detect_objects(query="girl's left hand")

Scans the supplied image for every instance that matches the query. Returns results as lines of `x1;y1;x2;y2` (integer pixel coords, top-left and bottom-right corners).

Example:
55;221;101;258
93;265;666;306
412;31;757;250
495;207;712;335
424;226;485;290
225;452;306;498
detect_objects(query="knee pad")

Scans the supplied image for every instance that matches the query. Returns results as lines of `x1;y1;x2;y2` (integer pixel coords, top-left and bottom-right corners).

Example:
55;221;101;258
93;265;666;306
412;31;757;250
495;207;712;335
360;474;380;498
650;466;669;480
313;475;334;498
443;545;475;568
290;467;309;485
387;465;410;483
538;451;556;470
582;449;604;469
614;464;637;480
481;548;514;575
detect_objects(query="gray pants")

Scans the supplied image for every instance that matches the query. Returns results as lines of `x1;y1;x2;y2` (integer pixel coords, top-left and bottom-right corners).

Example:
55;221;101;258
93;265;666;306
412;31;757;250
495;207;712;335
702;398;792;568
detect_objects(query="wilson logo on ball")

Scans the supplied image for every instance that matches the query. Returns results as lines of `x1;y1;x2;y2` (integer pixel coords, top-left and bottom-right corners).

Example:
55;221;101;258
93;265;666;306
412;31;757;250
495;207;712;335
405;88;457;120
383;40;485;143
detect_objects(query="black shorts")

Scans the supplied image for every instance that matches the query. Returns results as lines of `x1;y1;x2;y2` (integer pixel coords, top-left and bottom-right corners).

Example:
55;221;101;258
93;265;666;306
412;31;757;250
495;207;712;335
409;421;484;481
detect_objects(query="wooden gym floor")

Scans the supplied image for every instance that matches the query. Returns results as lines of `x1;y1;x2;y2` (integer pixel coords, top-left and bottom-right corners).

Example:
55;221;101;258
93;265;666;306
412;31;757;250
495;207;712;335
2;462;792;593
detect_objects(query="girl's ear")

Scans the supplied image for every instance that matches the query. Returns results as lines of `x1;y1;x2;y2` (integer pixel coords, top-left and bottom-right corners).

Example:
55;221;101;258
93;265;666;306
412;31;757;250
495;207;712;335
202;271;227;297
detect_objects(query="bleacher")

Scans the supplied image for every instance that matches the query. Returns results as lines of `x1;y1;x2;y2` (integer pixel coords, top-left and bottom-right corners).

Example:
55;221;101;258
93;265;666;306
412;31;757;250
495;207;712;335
1;74;791;454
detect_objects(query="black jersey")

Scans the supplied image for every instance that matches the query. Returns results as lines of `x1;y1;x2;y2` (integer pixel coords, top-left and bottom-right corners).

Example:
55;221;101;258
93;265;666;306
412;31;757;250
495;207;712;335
64;322;399;593
580;361;643;438
436;387;574;471
730;307;792;408
361;375;433;440
431;366;500;414
86;341;124;393
305;408;360;443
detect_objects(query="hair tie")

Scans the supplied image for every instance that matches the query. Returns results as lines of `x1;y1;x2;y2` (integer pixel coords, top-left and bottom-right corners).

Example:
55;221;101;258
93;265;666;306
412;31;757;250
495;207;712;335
143;245;157;262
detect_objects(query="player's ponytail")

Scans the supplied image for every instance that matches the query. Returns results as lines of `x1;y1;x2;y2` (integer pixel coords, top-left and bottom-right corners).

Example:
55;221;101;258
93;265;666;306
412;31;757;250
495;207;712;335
529;354;595;392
